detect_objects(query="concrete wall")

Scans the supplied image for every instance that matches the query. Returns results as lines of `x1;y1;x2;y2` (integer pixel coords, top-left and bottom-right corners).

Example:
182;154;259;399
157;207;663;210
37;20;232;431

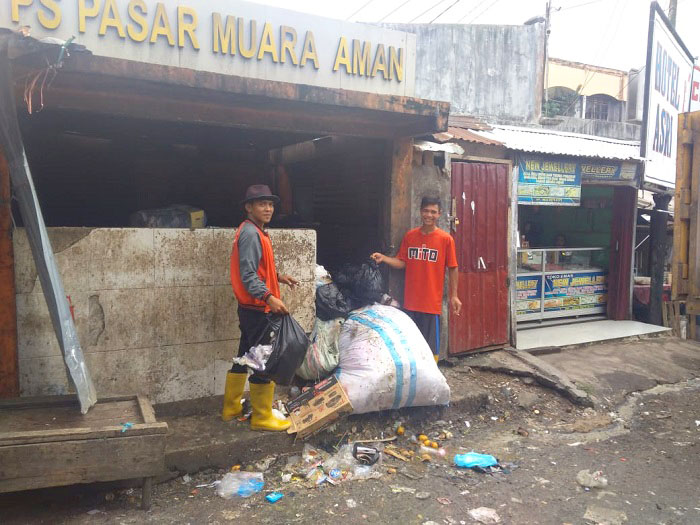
540;116;642;141
383;23;545;124
14;227;315;404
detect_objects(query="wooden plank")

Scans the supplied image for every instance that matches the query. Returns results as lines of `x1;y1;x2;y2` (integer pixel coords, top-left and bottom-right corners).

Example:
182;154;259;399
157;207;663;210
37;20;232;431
0;145;18;398
689;114;700;299
0;399;142;432
0;433;166;493
0;394;136;409
136;396;157;424
0;422;168;446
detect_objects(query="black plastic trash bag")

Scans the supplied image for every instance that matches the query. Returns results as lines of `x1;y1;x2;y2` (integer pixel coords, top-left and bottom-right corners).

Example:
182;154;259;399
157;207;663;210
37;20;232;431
334;260;385;308
260;314;310;385
316;283;351;320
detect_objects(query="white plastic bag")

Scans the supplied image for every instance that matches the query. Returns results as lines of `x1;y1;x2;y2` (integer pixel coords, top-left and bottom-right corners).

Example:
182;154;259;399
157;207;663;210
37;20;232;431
216;472;264;499
296;318;343;381
336;305;450;414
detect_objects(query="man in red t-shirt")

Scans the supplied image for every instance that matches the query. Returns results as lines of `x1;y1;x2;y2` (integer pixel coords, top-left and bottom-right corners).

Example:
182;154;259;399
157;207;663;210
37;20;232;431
372;197;461;361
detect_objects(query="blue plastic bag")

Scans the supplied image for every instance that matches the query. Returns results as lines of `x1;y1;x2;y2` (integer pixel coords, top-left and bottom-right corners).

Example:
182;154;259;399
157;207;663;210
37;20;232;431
454;452;498;469
216;472;265;499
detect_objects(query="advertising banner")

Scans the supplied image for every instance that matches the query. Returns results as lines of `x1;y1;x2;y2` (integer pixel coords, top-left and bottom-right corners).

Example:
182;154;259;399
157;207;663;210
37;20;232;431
543;271;607;312
517;157;581;205
516;275;542;315
641;2;695;189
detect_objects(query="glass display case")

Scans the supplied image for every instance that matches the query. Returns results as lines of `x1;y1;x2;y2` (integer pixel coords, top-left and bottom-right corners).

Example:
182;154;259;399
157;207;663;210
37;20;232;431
516;247;609;321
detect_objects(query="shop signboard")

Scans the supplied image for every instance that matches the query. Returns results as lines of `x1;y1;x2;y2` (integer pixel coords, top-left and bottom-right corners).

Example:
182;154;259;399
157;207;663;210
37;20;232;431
0;0;416;97
640;2;695;189
580;161;638;184
691;64;700;113
543;271;607;313
517;157;581;206
516;275;542;315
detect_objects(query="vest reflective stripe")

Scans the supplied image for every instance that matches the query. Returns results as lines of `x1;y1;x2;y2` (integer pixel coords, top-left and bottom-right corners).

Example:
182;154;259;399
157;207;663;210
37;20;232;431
230;220;281;312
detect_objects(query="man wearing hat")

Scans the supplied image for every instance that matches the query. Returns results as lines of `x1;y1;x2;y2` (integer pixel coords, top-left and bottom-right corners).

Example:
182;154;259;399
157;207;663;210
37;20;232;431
222;184;298;431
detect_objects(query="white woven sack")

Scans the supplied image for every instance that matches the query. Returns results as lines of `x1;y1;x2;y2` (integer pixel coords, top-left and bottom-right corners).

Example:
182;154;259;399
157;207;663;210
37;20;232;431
336;305;450;414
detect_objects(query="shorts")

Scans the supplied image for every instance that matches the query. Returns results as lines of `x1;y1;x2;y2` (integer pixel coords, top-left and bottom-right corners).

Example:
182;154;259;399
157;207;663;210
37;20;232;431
404;309;440;357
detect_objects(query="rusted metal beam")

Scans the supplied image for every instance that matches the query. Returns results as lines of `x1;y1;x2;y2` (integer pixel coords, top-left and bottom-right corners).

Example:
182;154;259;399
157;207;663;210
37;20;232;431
0;145;19;398
11;51;450;138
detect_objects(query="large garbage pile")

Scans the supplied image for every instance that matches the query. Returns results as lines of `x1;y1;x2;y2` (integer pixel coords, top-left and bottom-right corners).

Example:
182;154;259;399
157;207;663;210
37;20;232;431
297;262;450;415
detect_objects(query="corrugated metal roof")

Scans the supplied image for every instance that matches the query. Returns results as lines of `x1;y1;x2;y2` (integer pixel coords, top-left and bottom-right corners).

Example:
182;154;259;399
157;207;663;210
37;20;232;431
468;125;641;161
447;126;503;145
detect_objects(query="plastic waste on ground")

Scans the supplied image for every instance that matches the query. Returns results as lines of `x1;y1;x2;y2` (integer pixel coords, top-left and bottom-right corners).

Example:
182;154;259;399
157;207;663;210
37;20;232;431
315;283;351;320
258;314;310;385
216;472;264;499
576;469;608;488
468;507;501;524
232;344;273;372
265;492;283;503
454;452;499;469
296;318;343;381
336;304;450;414
287;443;383;487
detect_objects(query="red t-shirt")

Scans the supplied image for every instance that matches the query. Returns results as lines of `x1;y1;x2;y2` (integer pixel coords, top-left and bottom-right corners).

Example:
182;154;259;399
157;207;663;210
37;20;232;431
397;227;458;315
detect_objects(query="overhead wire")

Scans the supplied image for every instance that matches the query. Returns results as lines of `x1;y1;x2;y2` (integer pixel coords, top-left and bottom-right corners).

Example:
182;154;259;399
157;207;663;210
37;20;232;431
409;0;451;22
558;0;606;12
462;0;502;24
429;0;462;23
378;0;414;22
346;0;375;21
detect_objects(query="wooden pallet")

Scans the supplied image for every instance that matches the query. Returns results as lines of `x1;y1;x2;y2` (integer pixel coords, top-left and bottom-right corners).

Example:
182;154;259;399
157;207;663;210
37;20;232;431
0;395;167;509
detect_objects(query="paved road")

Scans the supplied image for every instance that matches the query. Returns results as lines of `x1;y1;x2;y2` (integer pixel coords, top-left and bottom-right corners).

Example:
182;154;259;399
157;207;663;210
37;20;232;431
3;374;699;525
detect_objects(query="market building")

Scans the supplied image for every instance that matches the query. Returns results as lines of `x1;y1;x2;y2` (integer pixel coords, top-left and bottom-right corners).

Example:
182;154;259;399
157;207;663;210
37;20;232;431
0;1;449;403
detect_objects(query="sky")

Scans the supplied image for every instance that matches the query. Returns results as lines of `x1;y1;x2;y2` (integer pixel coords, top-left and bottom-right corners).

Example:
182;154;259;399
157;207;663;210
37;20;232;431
251;0;698;72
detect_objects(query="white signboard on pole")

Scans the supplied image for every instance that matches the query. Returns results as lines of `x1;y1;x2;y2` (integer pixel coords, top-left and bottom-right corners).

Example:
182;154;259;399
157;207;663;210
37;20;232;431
0;0;416;97
641;2;695;190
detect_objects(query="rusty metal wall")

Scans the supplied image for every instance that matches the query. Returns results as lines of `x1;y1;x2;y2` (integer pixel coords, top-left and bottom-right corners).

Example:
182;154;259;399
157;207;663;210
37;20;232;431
449;162;510;354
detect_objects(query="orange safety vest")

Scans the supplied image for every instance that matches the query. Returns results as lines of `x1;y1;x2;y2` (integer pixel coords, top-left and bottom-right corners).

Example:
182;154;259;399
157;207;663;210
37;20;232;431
230;220;281;312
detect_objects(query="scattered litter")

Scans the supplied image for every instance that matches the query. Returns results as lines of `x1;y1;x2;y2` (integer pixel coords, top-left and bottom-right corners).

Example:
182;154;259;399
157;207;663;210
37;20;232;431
86;509;102;515
468;506;501;524
255;456;277;472
346;498;357;508
454;452;498;469
391;486;416;494
490;416;498;421
576;469;608;489
534;477;551;485
265;492;284;503
465;421;471;428
437;497;452;505
104;492;115;502
568;442;584;447
281;473;292;483
231;465;241;472
460;490;470;495
120;422;133;433
583;504;627;525
695;420;699;427
511;497;522;504
216;472;264;499
415;491;431;500
196;480;220;488
352;444;380;466
516;427;529;437
181;474;192;484
385;448;410;462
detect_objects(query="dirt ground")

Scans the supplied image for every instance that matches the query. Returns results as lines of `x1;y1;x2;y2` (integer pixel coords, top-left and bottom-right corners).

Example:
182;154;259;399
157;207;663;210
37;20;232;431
3;369;700;525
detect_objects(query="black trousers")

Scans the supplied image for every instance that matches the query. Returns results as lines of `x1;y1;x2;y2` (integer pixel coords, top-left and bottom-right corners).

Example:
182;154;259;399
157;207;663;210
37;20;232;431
231;305;271;384
404;309;441;357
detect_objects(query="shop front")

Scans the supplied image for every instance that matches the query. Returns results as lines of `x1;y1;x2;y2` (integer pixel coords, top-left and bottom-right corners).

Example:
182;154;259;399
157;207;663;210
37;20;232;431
515;155;639;327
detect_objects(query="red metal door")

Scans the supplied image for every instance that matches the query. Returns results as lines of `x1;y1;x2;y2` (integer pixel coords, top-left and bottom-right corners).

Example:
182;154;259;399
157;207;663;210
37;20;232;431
449;162;509;354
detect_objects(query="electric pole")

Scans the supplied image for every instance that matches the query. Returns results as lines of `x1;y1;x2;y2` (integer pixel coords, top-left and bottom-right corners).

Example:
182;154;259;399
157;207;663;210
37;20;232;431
668;0;677;27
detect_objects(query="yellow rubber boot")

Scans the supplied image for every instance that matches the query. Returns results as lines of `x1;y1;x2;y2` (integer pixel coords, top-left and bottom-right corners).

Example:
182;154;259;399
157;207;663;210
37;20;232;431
221;372;247;421
434;354;440;363
249;382;291;432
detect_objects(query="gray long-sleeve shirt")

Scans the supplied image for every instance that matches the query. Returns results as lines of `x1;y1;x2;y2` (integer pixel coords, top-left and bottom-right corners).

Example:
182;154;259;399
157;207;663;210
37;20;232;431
237;221;271;300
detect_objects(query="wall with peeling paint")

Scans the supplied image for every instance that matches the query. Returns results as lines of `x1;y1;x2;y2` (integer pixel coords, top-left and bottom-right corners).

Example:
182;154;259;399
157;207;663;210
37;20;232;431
13;227;316;404
382;23;545;124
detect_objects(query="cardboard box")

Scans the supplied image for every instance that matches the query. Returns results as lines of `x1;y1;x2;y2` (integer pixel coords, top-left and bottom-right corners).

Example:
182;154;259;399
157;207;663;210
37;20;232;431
286;375;353;439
